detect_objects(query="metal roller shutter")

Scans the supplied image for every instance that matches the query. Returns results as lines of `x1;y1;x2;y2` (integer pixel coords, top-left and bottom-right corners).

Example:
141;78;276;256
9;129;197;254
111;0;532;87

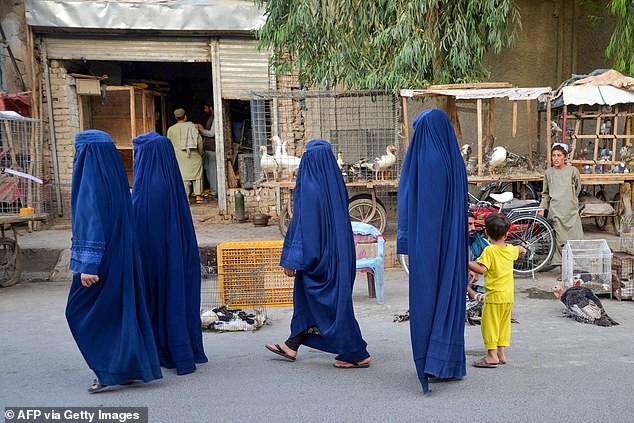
45;37;211;62
218;38;270;100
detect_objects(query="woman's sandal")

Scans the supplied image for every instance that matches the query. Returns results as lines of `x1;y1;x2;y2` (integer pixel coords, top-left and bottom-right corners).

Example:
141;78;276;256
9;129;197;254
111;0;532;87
265;344;296;361
88;379;109;394
333;359;371;369
472;357;498;368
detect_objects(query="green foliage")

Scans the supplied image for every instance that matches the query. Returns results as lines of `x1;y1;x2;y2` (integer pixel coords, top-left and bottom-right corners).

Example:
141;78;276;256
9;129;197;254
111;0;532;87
255;0;521;91
605;0;634;76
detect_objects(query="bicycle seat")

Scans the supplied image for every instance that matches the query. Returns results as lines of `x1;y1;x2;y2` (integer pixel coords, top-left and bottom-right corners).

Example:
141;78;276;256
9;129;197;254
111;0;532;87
489;192;514;204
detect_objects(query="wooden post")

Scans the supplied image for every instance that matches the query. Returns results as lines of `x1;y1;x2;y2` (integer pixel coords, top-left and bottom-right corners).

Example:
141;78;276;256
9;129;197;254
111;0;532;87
401;95;410;153
512;100;517;138
526;100;533;169
613;105;619;162
477;99;483;176
536;110;542;155
129;87;136;139
594;114;601;167
489;98;495;137
161;95;167;135
546;99;552;168
141;89;147;133
211;39;227;213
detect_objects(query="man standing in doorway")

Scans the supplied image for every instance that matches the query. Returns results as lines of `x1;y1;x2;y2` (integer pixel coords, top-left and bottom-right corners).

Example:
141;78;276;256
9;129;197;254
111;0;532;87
197;99;217;198
167;108;204;203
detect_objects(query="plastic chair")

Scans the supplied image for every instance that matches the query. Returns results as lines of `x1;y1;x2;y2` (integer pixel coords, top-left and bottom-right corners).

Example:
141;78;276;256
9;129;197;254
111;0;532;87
351;221;385;304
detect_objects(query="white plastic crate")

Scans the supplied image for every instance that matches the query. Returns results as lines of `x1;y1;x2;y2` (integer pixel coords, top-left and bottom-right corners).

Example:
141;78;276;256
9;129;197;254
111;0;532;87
562;239;613;297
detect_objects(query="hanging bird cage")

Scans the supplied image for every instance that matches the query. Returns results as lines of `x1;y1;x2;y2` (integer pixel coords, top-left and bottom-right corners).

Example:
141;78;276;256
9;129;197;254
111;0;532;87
562;239;613;298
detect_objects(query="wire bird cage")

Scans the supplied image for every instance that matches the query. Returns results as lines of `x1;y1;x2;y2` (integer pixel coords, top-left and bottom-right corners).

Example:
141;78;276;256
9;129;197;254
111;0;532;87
0;114;43;215
562;239;613;297
250;90;402;235
611;251;634;300
200;241;294;332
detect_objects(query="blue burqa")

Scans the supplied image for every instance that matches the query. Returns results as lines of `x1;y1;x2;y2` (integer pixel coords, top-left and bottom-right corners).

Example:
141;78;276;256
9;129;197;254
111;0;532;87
280;139;370;363
397;109;468;394
66;130;162;386
132;132;208;375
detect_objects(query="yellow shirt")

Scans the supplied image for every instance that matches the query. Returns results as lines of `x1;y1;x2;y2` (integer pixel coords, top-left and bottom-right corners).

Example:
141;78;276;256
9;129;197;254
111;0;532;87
477;244;519;303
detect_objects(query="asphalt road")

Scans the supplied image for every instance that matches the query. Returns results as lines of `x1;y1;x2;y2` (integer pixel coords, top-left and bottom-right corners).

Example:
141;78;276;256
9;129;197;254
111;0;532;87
1;269;633;423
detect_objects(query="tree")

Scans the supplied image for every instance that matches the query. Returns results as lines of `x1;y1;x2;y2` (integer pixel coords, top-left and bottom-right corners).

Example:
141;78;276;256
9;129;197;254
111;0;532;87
255;0;521;91
605;0;634;76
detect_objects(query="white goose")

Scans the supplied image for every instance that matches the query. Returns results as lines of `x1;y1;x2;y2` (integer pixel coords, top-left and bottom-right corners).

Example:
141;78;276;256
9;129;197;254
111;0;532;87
277;138;301;180
362;145;397;180
259;145;279;182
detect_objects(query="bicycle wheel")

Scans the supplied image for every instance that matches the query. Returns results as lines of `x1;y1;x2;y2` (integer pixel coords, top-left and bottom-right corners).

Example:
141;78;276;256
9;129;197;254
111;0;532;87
348;195;387;233
594;190;608;230
613;192;624;235
0;225;21;288
278;205;291;237
398;254;409;276
506;214;555;275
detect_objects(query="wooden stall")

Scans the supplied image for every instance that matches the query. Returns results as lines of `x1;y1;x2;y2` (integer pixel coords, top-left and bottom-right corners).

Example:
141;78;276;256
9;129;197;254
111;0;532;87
78;85;167;184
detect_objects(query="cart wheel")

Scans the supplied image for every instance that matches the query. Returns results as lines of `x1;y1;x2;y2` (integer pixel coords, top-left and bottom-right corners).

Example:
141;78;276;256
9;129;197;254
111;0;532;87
278;205;291;237
613;192;624;235
594;190;608;230
0;225;21;288
348;195;387;233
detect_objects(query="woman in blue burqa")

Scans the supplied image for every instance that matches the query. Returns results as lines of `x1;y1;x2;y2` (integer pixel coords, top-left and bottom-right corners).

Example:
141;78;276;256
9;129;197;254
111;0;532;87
265;139;370;368
132;132;208;375
397;109;468;394
66;130;162;393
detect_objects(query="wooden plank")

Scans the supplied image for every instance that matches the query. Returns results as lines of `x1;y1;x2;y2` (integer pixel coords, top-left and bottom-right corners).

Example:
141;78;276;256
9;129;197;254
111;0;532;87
161;95;167;135
594;116;601;163
574;134;617;139
0;214;48;225
526;100;533;169
571;113;582;159
427;82;513;90
477;99;483;176
489;98;495;136
627;105;632;146
402;95;410;153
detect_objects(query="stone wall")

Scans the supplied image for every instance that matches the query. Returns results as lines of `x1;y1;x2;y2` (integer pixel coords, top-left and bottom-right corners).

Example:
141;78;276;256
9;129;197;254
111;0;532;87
0;0;28;93
225;187;280;221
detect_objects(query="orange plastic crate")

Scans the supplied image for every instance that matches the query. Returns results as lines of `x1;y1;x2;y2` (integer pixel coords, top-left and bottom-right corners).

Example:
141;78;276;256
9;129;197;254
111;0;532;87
217;241;294;307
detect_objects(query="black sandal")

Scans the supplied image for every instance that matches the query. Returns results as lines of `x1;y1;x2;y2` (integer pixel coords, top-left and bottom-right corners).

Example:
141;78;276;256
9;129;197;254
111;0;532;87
265;344;296;361
88;379;109;394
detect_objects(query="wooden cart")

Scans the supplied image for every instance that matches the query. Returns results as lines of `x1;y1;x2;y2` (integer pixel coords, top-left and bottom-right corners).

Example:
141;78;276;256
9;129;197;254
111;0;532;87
0;213;48;287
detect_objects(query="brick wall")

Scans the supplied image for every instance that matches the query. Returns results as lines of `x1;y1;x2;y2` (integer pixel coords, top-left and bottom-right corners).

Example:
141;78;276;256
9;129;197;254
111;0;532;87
41;60;78;220
225;187;279;221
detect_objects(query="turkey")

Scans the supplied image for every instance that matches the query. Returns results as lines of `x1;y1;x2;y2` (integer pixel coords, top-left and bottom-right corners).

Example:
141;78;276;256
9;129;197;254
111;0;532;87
552;285;619;326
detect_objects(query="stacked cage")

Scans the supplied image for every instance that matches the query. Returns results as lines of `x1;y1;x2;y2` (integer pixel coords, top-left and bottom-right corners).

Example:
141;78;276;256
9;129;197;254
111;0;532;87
620;213;634;255
200;241;294;331
250;90;401;235
611;251;634;300
562;239;613;297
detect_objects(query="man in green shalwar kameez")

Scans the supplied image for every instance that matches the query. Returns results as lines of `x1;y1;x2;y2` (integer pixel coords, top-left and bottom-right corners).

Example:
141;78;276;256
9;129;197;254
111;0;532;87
540;143;584;272
167;108;204;203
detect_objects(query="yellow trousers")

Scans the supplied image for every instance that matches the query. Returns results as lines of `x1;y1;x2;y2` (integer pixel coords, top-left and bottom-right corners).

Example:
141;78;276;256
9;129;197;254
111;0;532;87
481;302;513;350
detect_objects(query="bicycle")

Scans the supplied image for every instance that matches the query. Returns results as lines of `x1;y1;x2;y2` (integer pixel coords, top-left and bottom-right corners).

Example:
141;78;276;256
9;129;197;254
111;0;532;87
399;191;556;277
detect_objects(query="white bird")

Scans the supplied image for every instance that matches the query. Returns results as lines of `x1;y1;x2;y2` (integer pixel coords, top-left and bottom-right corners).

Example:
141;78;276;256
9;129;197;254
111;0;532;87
461;144;472;164
551;121;563;136
259;145;279;182
600;120;612;136
487;146;508;176
275;137;301;180
361;145;397;180
337;152;345;170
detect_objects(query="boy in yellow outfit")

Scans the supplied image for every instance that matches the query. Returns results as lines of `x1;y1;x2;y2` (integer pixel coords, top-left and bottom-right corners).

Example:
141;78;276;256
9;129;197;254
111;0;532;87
468;213;526;368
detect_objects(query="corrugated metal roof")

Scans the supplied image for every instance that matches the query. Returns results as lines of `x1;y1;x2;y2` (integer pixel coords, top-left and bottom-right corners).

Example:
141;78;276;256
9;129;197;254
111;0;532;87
400;87;552;100
26;0;265;33
219;39;270;99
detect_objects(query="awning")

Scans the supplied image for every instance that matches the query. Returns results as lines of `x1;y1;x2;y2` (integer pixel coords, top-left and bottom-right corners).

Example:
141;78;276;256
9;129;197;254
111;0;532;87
558;85;634;106
26;0;266;33
400;87;552;101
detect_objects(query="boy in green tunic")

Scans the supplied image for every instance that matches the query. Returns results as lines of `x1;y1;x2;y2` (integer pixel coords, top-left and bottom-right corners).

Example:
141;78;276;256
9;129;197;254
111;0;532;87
540;143;584;278
167;108;204;203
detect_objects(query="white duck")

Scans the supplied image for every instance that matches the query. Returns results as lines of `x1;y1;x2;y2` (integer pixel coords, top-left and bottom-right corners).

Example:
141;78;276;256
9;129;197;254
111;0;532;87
461;144;472;164
276;138;301;180
361;145;397;180
337;152;345;170
259;145;279;182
